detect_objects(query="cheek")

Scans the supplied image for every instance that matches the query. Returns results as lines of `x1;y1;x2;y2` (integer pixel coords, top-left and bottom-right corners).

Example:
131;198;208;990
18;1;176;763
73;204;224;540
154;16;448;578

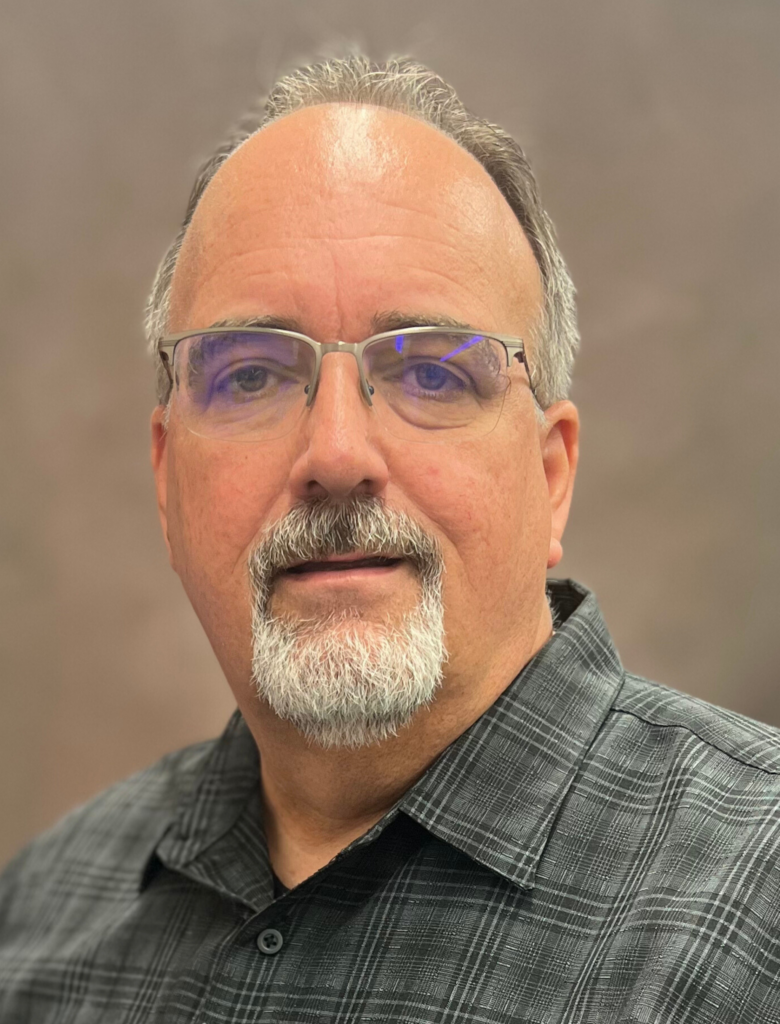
398;448;500;562
165;440;297;682
407;429;547;602
167;439;289;587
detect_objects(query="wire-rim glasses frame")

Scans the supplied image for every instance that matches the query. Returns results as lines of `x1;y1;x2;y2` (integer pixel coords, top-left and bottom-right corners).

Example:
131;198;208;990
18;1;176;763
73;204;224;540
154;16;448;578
159;324;535;398
156;325;537;442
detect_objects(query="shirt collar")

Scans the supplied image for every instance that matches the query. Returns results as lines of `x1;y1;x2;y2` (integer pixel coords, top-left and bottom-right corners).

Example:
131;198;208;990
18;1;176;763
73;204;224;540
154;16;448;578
399;579;624;890
152;707;271;909
152;580;623;901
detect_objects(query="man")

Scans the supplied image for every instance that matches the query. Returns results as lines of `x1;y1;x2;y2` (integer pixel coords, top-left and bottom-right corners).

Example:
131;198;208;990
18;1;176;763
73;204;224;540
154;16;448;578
1;55;779;1023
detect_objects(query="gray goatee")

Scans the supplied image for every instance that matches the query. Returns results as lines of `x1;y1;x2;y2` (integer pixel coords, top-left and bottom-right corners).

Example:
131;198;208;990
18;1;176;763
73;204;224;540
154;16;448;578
248;496;447;750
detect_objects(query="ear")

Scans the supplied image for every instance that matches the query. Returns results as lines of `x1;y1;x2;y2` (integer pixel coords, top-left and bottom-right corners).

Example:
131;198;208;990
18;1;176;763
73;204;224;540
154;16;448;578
540;400;579;569
150;405;175;567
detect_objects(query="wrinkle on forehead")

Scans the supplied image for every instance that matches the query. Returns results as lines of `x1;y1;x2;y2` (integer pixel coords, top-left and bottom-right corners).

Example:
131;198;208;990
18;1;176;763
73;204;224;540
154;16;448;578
169;103;543;335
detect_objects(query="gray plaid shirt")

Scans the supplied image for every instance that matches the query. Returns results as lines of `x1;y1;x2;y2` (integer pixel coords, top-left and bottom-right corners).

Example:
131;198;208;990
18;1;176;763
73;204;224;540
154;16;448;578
2;580;780;1023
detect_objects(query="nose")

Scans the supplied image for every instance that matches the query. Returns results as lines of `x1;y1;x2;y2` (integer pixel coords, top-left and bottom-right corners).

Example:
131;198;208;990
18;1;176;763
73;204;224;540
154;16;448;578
287;352;390;502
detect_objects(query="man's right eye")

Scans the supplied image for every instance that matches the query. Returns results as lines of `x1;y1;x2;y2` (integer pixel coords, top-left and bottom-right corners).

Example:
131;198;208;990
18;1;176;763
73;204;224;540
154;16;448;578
206;361;275;400
227;364;268;393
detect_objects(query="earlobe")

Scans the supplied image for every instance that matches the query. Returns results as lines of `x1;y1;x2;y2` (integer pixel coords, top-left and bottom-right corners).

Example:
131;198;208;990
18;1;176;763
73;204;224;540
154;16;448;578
548;538;564;569
150;406;174;567
541;401;579;570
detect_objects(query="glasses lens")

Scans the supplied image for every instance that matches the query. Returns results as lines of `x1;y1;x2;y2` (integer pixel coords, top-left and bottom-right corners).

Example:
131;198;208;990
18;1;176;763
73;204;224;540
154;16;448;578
363;332;510;440
172;331;315;441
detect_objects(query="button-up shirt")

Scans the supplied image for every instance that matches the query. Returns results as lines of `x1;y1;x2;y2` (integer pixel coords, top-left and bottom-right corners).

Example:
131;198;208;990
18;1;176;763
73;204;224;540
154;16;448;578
2;580;780;1022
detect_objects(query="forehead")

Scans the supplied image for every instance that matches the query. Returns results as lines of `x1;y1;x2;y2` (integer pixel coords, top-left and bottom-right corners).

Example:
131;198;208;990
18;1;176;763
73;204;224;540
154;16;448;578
169;103;542;335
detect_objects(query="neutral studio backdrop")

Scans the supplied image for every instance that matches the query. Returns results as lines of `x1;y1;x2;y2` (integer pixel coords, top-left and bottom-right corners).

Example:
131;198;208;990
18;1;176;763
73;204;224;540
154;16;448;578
2;0;778;868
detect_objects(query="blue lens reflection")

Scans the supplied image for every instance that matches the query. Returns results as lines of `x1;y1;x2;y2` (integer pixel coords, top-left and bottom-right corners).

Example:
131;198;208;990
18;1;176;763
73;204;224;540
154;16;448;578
439;335;484;362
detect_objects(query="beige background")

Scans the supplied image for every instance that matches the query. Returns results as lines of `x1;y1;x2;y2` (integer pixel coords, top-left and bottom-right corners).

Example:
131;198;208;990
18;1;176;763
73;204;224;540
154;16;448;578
2;0;779;868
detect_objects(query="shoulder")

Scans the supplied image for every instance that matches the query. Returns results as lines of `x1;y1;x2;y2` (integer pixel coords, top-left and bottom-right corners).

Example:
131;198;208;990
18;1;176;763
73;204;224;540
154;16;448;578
570;674;780;912
586;671;780;847
611;673;780;775
0;734;217;923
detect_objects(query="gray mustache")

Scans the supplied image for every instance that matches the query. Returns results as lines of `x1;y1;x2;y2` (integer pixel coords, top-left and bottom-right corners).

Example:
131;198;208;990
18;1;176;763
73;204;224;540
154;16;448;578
248;496;444;600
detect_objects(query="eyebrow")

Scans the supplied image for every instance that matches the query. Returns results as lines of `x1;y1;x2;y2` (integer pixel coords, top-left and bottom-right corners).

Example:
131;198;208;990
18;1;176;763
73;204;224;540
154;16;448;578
207;315;304;332
205;311;482;338
370;311;480;335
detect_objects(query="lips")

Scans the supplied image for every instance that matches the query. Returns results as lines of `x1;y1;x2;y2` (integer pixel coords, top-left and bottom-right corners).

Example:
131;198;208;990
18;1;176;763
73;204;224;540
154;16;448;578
284;556;403;575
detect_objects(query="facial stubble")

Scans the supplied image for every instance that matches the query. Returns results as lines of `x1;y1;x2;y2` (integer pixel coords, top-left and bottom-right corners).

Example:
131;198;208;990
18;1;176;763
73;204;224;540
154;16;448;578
248;497;448;750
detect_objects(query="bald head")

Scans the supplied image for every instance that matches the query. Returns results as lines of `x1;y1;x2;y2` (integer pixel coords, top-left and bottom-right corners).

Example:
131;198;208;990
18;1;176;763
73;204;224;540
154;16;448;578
169;103;543;345
148;58;580;406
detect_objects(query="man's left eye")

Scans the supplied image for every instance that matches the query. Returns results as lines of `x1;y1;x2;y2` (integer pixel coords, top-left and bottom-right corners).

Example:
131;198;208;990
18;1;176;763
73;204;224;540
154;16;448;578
403;362;470;395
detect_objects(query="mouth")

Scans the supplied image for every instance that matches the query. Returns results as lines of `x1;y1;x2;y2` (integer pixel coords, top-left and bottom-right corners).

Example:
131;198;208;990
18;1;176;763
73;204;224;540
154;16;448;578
282;555;404;576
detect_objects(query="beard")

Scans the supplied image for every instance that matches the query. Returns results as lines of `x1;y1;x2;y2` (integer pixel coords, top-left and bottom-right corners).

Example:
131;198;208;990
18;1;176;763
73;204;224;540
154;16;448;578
248;495;447;750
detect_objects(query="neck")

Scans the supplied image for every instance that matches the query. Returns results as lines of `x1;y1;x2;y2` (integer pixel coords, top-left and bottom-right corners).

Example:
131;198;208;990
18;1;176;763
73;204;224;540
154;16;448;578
244;598;554;884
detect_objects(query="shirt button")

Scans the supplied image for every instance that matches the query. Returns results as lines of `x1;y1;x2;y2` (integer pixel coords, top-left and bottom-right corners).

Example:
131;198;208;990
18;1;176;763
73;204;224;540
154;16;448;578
257;928;284;955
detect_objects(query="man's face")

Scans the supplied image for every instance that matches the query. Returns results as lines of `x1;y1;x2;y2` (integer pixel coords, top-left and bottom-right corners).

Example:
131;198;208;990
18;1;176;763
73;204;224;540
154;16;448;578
152;104;577;732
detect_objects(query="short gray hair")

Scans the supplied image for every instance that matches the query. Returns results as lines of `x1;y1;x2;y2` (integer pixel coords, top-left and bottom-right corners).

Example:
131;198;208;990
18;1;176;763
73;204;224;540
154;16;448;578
145;55;579;409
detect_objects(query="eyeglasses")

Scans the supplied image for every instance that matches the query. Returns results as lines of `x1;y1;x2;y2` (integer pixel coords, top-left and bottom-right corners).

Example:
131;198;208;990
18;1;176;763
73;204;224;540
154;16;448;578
157;326;535;444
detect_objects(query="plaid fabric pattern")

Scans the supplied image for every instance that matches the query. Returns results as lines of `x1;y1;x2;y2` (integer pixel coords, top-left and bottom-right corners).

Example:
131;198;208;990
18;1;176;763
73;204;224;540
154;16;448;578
2;579;780;1023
